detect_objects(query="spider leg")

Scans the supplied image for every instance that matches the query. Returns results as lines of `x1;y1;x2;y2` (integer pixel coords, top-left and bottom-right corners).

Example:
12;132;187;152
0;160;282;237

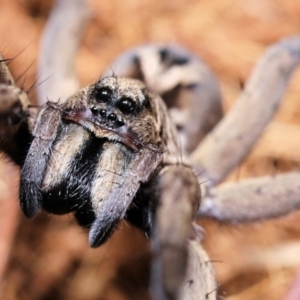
89;147;162;247
198;172;300;222
19;105;62;218
151;164;200;300
0;56;34;165
191;35;300;186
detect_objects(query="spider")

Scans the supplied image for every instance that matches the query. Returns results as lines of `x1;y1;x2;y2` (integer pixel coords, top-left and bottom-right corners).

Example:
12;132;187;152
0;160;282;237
2;0;300;292
0;44;222;300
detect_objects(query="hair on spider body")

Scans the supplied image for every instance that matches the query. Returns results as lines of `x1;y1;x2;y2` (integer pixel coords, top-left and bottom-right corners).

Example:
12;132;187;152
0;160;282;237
41;133;103;217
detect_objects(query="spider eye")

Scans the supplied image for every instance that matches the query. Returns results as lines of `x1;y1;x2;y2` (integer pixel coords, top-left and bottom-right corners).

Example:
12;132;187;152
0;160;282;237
94;87;111;103
118;98;135;114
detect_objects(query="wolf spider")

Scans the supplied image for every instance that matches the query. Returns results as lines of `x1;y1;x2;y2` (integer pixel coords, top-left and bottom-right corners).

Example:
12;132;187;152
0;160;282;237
1;5;300;299
0;43;221;300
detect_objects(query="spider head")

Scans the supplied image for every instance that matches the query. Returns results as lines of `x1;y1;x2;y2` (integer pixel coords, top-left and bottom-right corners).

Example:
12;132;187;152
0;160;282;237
89;77;149;128
62;77;159;151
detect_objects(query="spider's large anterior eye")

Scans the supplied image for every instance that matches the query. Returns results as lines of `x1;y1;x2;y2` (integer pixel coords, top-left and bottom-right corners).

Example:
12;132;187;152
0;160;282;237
94;87;112;103
118;98;135;114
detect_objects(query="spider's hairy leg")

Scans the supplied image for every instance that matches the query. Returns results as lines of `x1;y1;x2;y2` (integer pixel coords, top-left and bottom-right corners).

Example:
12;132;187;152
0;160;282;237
89;147;162;247
19;104;62;218
0;55;33;165
151;164;200;300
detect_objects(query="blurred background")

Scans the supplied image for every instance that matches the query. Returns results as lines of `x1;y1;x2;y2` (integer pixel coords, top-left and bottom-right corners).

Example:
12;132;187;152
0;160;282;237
1;0;300;299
